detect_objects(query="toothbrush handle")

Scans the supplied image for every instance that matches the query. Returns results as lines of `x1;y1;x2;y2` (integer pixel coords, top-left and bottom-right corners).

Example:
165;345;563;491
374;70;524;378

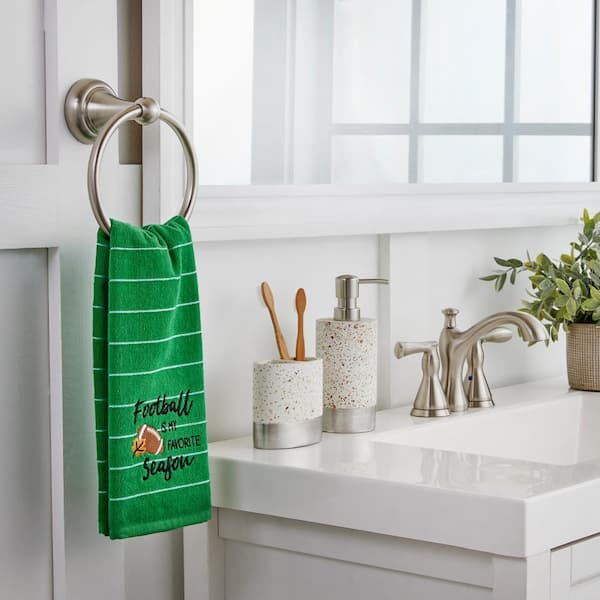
296;313;305;361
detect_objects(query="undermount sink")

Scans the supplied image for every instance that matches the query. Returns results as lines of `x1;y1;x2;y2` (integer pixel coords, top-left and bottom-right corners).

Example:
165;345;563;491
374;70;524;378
372;390;600;466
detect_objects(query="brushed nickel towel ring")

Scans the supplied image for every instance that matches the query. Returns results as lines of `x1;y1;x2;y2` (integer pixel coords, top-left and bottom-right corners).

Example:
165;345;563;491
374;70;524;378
64;79;197;235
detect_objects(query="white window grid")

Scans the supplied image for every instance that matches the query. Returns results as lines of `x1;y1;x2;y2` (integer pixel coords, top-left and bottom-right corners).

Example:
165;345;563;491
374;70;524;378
330;0;597;183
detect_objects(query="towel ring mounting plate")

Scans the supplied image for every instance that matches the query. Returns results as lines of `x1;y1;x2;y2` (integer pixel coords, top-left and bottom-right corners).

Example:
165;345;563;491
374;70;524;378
64;78;198;234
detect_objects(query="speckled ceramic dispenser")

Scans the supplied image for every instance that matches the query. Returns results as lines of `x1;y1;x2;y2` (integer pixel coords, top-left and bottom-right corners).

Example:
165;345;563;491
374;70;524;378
252;358;323;449
316;274;388;433
317;318;377;431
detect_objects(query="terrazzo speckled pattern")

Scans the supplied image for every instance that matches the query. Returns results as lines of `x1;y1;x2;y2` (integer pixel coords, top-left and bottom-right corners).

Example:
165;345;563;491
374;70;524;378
316;318;377;410
253;358;323;424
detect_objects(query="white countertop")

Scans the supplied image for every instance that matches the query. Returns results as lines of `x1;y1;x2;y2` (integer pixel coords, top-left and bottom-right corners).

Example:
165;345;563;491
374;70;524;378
209;378;600;557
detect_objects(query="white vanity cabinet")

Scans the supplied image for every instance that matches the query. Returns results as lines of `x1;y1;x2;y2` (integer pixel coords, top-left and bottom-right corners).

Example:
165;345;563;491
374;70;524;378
207;381;600;600
212;510;600;600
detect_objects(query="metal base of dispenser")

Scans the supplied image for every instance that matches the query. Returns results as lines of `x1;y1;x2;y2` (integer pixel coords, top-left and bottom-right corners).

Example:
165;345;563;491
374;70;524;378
322;406;375;433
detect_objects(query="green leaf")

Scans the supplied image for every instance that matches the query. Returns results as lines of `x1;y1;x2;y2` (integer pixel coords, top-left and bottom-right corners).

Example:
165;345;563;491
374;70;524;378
555;279;571;295
555;295;569;308
510;269;517;284
561;253;574;264
494;257;514;268
590;263;600;278
591;287;600;301
593;309;600;323
566;297;577;318
495;272;507;291
479;274;499;282
536;253;553;271
535;254;544;267
581;298;600;311
508;258;523;268
529;274;544;287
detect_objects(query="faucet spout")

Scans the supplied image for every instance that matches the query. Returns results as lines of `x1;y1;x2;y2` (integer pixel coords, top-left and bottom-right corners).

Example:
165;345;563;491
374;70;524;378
438;309;548;412
464;311;548;344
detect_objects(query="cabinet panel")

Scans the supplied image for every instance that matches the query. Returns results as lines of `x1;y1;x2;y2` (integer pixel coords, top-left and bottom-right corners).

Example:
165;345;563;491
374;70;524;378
0;249;52;599
550;532;600;599
571;535;600;584
571;578;600;600
0;1;46;164
225;540;492;600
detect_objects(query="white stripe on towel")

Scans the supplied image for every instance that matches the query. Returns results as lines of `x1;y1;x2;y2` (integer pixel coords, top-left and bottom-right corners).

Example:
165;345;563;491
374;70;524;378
110;271;196;283
109;479;210;502
109;360;203;378
109;330;201;346
104;242;193;251
109;300;199;314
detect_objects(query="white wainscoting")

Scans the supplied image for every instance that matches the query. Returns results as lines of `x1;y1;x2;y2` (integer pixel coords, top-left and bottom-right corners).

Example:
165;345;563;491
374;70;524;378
0;248;64;600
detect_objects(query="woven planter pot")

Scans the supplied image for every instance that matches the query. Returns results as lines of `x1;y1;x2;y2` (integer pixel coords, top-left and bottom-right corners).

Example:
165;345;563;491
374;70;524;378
567;323;600;391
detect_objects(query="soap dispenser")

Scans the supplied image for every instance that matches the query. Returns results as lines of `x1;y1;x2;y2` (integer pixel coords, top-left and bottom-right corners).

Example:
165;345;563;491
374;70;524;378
316;274;388;433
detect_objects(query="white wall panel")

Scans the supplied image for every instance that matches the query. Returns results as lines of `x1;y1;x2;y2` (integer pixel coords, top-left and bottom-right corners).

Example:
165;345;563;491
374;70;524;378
387;225;577;408
195;235;380;441
0;0;46;164
194;223;579;444
0;249;51;599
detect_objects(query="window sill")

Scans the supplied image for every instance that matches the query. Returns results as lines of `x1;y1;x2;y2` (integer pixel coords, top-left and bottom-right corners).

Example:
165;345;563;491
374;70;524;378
189;183;600;242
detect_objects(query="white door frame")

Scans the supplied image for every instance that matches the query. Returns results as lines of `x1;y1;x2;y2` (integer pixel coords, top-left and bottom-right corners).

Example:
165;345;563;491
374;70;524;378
1;1;141;599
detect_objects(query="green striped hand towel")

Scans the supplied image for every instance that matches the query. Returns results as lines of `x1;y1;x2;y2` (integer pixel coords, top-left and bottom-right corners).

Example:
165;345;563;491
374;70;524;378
93;216;211;539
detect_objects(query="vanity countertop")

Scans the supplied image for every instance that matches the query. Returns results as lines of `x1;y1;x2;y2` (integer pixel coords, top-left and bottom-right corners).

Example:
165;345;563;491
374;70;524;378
208;378;600;557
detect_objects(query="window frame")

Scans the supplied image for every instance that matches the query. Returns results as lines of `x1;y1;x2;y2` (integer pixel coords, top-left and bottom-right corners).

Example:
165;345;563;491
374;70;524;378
143;0;600;243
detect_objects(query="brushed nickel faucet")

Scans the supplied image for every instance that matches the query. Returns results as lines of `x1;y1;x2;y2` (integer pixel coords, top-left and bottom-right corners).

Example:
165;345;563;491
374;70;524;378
439;308;548;412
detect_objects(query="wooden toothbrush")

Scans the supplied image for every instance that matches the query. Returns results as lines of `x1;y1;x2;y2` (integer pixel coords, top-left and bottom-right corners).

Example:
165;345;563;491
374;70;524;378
295;288;306;361
261;281;291;360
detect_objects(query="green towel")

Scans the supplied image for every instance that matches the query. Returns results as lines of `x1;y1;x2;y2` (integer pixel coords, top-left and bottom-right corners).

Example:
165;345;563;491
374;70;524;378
93;216;211;539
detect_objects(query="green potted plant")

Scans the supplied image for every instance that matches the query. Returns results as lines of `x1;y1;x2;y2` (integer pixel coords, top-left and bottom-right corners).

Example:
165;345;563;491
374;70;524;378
482;209;600;391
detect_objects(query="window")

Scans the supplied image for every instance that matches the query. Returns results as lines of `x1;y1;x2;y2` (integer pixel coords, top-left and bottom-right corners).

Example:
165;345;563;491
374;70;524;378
332;0;595;184
192;0;596;186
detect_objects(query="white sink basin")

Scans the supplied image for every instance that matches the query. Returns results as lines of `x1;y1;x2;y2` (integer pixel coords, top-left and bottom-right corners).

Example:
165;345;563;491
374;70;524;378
372;390;600;466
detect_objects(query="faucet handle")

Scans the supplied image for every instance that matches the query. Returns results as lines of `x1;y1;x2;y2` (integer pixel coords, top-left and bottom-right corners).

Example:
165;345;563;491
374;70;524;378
465;327;512;408
395;341;438;358
394;341;450;418
442;307;460;329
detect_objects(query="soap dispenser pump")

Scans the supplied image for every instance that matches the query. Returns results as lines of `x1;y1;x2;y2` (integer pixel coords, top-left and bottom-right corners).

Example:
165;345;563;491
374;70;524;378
317;274;388;433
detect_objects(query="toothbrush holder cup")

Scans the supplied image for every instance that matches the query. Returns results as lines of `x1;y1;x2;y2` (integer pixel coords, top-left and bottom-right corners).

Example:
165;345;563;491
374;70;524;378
253;358;323;449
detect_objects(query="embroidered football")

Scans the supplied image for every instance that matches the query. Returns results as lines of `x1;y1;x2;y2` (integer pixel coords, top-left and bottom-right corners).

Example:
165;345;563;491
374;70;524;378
137;424;164;455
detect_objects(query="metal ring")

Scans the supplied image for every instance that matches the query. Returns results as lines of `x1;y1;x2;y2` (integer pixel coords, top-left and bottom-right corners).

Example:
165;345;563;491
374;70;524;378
88;102;198;234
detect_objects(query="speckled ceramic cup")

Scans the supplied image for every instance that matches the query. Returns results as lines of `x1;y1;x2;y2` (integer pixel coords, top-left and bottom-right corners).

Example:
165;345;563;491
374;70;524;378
252;358;323;449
